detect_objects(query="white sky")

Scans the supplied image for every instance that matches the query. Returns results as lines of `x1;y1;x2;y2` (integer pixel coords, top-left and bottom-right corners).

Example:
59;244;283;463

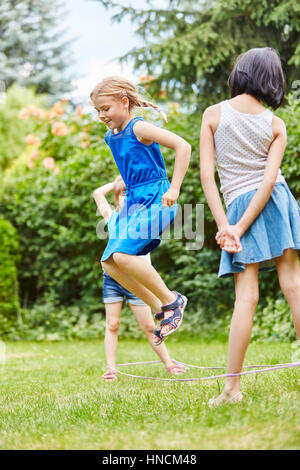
63;0;161;104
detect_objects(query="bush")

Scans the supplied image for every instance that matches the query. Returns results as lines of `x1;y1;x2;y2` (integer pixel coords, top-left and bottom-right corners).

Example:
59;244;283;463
0;94;299;341
252;296;297;343
0;218;21;333
0;85;45;173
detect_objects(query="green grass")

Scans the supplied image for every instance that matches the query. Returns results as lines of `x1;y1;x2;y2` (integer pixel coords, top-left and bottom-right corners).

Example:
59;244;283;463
0;338;299;450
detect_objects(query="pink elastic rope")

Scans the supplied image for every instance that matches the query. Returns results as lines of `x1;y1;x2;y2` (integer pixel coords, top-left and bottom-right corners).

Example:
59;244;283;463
114;360;300;382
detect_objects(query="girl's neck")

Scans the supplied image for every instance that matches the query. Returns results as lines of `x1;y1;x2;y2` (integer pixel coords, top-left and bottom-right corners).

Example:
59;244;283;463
229;94;265;114
115;114;135;133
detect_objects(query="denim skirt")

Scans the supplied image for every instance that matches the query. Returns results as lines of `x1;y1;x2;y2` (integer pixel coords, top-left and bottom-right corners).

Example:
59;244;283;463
218;182;300;278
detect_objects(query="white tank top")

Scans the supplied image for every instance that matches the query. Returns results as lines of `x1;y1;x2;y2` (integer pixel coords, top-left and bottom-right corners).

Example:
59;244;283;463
214;99;285;207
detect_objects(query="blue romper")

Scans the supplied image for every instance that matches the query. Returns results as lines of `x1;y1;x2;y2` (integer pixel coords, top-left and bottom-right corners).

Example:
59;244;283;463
101;117;178;262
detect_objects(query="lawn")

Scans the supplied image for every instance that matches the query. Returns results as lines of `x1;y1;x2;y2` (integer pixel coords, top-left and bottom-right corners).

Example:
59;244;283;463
0;338;299;450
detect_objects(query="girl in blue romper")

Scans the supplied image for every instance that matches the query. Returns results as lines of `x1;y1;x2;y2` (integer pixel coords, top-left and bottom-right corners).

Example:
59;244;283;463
90;76;191;345
200;47;300;405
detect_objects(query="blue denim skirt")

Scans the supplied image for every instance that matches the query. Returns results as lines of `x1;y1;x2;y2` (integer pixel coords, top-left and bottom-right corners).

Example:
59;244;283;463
218;182;300;278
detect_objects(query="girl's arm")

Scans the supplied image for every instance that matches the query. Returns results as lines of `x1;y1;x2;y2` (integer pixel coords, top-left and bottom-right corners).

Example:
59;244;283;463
217;116;287;243
93;182;114;223
133;121;191;207
200;106;241;251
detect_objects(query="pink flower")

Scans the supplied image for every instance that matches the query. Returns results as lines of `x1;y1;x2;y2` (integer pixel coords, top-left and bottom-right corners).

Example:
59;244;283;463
26;134;40;146
27;160;35;169
76;105;84;117
32;108;44;119
53;166;60;174
42;157;55;169
51;121;68;137
18;108;29;120
52;102;64;115
29;150;39;161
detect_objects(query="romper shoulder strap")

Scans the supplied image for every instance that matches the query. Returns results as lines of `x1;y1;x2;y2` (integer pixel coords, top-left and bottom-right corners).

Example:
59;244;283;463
128;116;145;130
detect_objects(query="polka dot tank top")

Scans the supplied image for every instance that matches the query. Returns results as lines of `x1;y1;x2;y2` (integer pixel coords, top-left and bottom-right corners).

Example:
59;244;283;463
214;99;285;207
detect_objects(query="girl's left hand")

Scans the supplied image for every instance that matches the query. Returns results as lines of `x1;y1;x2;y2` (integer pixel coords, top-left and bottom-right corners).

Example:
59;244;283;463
216;224;242;253
161;187;179;207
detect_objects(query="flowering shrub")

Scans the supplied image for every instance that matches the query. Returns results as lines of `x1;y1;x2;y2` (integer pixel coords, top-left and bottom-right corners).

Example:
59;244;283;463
17;99;106;176
0;91;299;341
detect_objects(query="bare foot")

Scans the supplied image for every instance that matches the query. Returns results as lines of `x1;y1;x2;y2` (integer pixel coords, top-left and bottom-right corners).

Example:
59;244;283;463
101;369;118;381
207;390;243;406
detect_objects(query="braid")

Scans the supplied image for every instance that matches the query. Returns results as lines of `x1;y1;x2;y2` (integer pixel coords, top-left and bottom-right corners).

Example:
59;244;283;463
136;98;168;123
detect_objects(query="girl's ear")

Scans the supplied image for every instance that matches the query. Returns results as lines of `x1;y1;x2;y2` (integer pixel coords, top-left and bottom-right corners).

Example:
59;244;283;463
121;96;129;108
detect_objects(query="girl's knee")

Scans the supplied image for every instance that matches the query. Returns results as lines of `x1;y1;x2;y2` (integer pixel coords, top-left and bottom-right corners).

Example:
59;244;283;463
106;319;121;333
280;277;300;298
235;290;259;309
112;252;126;265
141;322;155;335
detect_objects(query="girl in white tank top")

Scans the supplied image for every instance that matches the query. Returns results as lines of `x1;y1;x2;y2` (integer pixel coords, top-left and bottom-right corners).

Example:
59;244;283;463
200;47;300;405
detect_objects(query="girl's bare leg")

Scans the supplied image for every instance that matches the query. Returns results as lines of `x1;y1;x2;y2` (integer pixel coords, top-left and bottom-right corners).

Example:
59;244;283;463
105;253;179;333
129;303;176;369
102;256;162;313
275;248;300;338
110;253;176;306
210;263;259;404
104;302;123;371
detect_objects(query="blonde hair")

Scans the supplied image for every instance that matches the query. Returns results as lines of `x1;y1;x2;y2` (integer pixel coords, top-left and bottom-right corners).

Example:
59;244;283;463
90;75;168;123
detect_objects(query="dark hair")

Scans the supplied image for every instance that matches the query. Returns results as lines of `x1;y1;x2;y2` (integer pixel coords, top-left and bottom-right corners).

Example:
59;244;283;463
228;47;286;109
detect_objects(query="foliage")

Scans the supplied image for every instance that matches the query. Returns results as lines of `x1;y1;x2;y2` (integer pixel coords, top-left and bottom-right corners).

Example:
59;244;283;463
0;218;21;331
98;0;300;109
0;90;299;341
252;296;297;343
6;289;106;342
276;94;300;198
0;0;73;97
0;99;128;321
0;85;46;173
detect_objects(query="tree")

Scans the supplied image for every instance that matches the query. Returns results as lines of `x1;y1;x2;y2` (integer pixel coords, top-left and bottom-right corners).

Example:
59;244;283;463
0;0;74;97
98;0;300;109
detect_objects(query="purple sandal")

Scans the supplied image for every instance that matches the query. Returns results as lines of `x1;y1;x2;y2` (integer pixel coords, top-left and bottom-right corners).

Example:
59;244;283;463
153;311;165;346
160;291;187;338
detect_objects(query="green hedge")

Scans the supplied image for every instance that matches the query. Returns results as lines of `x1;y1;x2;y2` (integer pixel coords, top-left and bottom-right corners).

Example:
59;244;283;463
0;96;299;341
0;218;21;332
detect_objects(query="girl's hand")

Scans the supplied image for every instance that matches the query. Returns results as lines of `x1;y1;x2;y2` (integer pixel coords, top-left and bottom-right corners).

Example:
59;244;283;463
216;225;242;253
161;186;179;207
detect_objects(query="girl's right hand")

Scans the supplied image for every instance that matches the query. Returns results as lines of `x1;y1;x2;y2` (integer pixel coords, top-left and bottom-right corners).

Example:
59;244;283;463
161;186;179;207
216;225;242;253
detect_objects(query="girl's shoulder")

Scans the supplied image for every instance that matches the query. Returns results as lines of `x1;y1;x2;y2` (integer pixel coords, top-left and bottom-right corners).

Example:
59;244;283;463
202;102;223;134
272;115;286;138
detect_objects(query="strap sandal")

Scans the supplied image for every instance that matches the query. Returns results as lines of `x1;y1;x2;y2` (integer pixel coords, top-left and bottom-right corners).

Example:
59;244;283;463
101;369;118;381
153;311;165;346
154;311;164;320
153;327;165;346
160;291;188;338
